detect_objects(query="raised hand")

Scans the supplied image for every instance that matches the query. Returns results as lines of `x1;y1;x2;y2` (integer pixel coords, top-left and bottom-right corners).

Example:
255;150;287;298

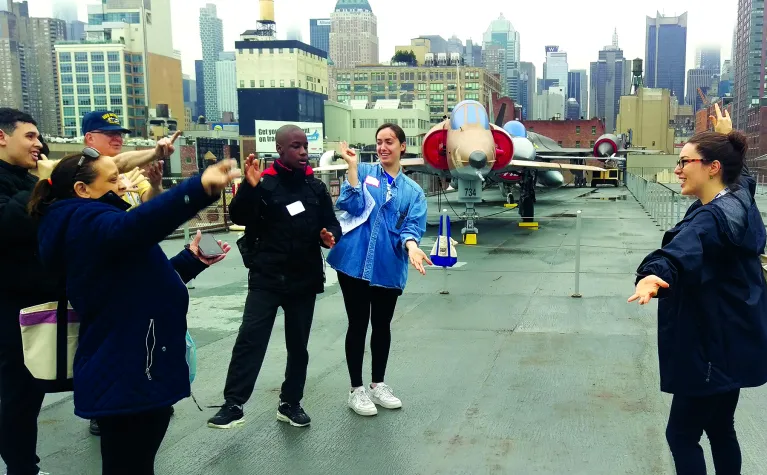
143;161;164;188
122;167;147;193
201;159;241;196
243;154;262;187
155;130;182;159
188;230;231;266
320;228;336;248
627;275;669;305
710;103;733;135
31;154;55;181
339;141;358;166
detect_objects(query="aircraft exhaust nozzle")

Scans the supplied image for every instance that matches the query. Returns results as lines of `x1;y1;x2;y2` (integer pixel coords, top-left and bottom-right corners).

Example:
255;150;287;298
469;151;488;169
596;142;614;157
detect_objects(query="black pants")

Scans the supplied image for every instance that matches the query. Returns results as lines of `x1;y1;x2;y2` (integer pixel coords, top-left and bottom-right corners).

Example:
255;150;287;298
223;289;316;406
97;407;172;475
0;300;46;475
666;389;742;475
337;273;401;388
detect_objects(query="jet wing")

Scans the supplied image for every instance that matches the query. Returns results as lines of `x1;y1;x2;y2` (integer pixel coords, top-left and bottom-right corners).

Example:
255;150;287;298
496;160;605;173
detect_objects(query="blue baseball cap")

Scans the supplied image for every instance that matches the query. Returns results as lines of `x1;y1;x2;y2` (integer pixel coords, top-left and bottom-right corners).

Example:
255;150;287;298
81;111;131;135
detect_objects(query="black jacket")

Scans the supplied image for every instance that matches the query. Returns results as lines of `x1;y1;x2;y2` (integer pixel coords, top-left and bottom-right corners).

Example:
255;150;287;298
0;160;58;308
231;161;342;294
636;177;767;397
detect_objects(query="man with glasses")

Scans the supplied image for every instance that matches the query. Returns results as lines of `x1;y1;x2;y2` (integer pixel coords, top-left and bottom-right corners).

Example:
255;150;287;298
81;111;175;207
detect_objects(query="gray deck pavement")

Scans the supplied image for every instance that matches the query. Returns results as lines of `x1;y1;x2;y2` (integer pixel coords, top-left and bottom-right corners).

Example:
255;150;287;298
8;185;767;474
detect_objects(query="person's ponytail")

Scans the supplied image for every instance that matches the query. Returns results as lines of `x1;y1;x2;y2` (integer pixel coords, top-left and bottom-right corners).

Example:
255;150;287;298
27;179;55;218
726;130;748;160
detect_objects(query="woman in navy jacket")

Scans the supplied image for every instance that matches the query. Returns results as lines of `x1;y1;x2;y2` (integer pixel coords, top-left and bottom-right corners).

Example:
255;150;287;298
28;149;239;474
629;130;767;474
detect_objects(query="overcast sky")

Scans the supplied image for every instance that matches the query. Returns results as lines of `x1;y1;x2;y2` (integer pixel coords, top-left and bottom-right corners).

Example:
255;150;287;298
31;0;736;78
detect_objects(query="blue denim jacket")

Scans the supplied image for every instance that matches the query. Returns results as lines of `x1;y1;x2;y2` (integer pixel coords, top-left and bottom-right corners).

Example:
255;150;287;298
327;162;427;290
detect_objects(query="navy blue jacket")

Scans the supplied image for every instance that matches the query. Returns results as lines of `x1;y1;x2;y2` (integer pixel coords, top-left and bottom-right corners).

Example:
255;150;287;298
636;179;767;396
37;176;216;418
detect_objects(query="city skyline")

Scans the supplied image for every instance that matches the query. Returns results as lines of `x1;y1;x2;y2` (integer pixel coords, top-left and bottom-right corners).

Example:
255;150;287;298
27;0;736;79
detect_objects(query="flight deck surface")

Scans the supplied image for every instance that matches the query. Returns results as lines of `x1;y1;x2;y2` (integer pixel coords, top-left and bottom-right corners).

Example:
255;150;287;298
14;185;767;475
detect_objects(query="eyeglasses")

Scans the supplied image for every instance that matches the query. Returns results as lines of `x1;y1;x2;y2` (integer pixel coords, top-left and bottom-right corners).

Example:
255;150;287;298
676;158;705;169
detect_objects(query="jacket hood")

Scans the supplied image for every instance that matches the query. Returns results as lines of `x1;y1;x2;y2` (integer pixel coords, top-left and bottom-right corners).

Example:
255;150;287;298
38;198;91;272
706;185;766;255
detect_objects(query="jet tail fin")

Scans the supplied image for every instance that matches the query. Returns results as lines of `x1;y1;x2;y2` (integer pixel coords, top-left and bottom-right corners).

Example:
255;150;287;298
494;103;507;127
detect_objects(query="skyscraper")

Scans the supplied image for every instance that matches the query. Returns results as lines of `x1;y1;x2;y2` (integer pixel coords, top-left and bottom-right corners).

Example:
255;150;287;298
544;46;568;97
590;34;631;133
695;45;721;72
568;70;588;119
71;0;184;135
482;14;520;100
216;52;238;120
28;17;67;135
329;0;378;69
645;12;688;103
519;62;536;120
310;18;330;55
200;4;224;121
732;0;764;130
195;59;206;119
51;0;78;23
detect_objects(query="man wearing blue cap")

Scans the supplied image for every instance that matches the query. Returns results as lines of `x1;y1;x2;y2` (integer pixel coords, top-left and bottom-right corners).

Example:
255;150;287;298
82;111;180;206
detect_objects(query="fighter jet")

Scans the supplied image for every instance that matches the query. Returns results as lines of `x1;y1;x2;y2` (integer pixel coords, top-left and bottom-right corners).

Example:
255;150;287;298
314;100;604;243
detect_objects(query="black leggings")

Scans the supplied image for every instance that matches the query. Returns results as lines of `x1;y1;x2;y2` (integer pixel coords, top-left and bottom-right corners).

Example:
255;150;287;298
337;272;401;388
97;406;172;475
665;389;741;475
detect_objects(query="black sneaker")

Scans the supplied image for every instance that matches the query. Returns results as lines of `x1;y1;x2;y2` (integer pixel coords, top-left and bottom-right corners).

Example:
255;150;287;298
89;419;100;436
207;403;244;429
276;401;311;427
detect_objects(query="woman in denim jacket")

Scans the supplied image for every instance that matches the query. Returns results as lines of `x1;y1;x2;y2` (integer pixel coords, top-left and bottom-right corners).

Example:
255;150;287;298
327;123;432;417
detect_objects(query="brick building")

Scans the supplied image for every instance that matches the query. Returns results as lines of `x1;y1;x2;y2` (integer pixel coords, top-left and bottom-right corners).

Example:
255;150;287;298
522;119;606;148
491;95;520;125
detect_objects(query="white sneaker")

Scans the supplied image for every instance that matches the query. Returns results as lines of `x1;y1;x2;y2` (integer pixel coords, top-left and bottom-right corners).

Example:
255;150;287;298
348;387;377;416
368;383;402;409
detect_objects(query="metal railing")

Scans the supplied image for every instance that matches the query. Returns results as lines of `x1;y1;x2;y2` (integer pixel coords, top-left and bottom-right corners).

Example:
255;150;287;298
625;173;696;230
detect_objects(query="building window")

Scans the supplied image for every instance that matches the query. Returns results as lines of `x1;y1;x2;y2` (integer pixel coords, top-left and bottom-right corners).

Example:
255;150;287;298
92;63;105;73
76;85;90;95
110;85;122;95
59;52;71;62
61;85;74;95
591;126;596;135
110;96;123;106
291;80;295;87
94;96;107;106
62;95;74;105
76;74;89;84
60;63;72;73
107;52;119;62
280;80;285;87
590;140;595;147
90;52;104;62
93;74;105;84
109;74;121;84
63;107;75;117
258;80;262;87
75;63;89;73
78;97;91;106
93;85;106;94
576;126;581;134
575;141;581;148
270;80;275;87
108;63;121;73
360;119;378;128
74;52;87;62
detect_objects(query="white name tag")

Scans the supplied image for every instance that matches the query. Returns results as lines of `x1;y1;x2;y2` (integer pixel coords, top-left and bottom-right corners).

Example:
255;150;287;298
286;201;305;216
365;175;380;188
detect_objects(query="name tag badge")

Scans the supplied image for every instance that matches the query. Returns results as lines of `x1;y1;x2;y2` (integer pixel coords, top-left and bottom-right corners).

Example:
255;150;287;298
365;176;380;188
286;201;305;216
